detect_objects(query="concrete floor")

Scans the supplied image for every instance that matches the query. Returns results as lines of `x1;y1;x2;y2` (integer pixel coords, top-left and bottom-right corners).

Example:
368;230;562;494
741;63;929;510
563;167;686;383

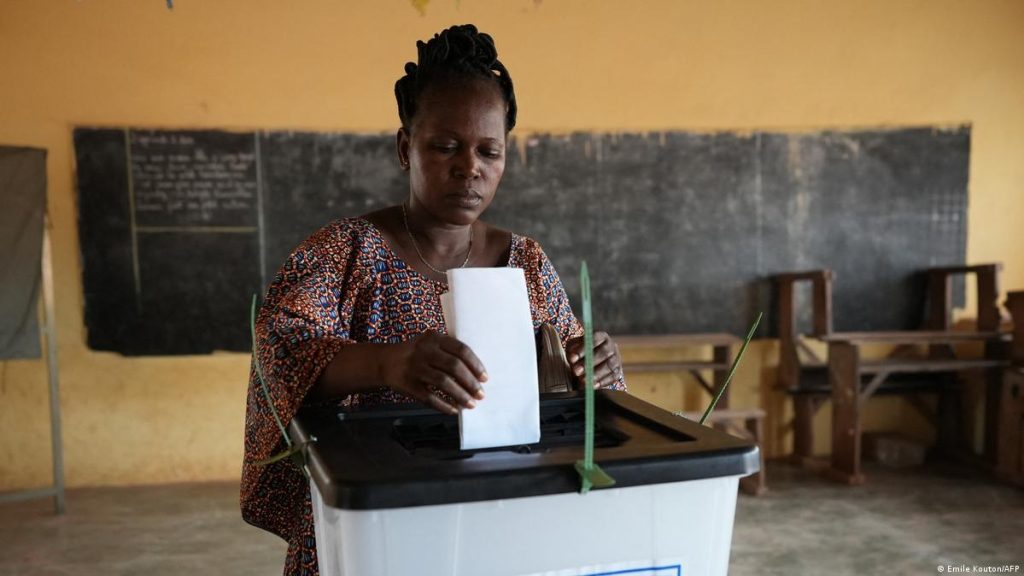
730;462;1024;576
1;462;1021;576
0;483;285;575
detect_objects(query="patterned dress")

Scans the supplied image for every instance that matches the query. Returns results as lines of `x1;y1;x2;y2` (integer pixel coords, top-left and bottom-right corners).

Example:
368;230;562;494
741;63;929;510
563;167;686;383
241;217;625;575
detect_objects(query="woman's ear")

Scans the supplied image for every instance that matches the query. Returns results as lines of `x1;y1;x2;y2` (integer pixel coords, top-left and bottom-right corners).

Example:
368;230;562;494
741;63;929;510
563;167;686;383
396;128;411;171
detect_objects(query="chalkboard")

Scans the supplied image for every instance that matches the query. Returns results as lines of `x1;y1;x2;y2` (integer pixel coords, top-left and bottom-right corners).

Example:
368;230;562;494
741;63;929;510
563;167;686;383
74;126;968;355
75;129;261;354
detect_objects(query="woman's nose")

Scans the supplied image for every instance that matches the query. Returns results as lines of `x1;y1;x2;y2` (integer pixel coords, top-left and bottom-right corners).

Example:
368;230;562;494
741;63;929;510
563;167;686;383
453;150;482;179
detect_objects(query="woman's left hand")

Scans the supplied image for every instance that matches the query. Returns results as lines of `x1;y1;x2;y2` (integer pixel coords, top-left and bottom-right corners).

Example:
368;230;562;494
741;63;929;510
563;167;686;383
566;331;622;390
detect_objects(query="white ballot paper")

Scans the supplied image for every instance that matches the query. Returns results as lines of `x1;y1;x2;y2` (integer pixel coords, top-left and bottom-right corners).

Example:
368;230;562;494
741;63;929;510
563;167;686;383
440;267;540;450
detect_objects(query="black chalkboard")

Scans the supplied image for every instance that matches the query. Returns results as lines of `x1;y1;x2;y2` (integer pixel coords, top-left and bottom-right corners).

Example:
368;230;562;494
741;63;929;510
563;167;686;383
75;129;261;354
74;126;968;355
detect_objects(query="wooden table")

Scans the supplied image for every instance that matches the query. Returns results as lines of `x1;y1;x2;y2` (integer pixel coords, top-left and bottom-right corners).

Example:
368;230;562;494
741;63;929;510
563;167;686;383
616;333;741;408
822;330;1007;484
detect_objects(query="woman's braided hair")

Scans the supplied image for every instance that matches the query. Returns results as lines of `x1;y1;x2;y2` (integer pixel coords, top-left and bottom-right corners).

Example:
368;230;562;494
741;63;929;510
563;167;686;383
395;24;517;132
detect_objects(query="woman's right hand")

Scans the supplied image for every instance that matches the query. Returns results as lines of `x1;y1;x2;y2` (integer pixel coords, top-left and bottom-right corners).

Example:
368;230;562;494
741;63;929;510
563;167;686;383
383;330;488;414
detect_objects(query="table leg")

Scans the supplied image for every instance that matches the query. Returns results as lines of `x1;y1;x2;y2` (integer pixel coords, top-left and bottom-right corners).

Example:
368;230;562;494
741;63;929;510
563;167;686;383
791;395;819;466
713;344;732;409
984;339;1004;464
935;375;963;457
828;341;865;484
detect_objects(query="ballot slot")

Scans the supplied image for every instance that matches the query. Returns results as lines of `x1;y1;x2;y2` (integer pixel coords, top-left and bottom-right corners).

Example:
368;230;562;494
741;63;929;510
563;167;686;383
327;392;700;465
389;398;629;459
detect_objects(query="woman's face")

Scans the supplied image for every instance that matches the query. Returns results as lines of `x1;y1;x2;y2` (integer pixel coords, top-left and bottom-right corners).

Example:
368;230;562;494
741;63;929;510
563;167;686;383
399;77;508;226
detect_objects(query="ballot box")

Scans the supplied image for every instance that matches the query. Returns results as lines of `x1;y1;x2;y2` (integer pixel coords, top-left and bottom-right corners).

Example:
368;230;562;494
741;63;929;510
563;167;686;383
289;390;760;576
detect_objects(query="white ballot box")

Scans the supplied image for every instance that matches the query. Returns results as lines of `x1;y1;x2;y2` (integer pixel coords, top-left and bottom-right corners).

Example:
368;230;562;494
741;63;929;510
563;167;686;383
290;391;760;576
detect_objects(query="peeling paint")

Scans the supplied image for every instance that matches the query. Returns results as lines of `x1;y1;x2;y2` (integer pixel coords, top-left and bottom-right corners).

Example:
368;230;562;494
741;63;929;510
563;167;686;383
410;0;430;16
513;135;530;168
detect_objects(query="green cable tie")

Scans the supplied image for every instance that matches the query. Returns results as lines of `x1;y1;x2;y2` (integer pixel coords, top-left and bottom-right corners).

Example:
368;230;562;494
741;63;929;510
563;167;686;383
699;311;763;426
575;262;616;494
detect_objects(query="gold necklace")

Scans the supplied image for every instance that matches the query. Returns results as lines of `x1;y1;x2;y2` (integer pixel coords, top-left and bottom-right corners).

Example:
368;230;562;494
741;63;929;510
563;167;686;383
401;203;473;275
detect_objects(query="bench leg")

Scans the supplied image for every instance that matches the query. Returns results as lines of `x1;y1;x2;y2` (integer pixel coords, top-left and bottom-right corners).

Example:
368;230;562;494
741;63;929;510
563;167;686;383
935;375;963;457
791;396;817;465
984;356;1002;464
997;369;1024;484
740;415;768;495
829;341;865;484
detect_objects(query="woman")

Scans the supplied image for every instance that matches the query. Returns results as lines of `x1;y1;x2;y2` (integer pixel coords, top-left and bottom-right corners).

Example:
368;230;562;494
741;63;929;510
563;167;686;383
242;24;625;575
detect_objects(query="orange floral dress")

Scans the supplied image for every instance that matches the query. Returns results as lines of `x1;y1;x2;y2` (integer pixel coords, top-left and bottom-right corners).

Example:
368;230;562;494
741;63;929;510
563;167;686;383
241;217;624;575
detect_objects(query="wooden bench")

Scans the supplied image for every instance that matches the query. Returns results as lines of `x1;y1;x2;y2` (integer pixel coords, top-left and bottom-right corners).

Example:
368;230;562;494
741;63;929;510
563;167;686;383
775;264;1008;484
618;334;768;495
617;334;741;407
824;331;1005;483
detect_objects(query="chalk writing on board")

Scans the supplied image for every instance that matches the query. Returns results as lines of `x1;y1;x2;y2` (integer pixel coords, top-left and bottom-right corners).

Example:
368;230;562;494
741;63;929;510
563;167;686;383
130;130;258;228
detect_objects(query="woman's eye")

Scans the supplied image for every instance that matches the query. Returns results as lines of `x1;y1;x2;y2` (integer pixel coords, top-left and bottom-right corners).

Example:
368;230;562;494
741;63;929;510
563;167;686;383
432;143;457;153
481;149;503;159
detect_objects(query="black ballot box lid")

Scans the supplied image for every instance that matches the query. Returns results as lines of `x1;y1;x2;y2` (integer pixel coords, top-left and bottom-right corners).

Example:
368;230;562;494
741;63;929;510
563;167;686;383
289;390;761;510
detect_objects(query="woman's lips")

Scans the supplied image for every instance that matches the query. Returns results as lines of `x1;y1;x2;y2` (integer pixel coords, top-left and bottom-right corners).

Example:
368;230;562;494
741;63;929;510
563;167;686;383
446;192;483;208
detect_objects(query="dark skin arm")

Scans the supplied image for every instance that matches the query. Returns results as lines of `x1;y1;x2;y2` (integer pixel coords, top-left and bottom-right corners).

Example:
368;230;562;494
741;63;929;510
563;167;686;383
308;330;488;415
566;331;622;389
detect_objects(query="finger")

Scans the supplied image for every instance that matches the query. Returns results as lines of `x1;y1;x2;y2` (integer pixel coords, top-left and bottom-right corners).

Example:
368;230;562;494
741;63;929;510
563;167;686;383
570;360;610;385
591;342;619;370
574;368;614;389
571;348;615;379
429;348;486;400
565;336;583;362
576;331;609;357
571;353;605;378
569;331;611;366
438;336;489;384
419;366;477;409
591;358;617;387
595;366;620;389
588;339;616;368
422;388;460;415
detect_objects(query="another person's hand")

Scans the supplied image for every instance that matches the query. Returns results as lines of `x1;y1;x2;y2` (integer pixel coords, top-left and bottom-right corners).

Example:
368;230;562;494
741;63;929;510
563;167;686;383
384;330;487;414
566;331;622;389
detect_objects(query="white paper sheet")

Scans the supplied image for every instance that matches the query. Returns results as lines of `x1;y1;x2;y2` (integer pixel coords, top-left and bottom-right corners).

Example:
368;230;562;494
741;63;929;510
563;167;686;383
442;267;540;450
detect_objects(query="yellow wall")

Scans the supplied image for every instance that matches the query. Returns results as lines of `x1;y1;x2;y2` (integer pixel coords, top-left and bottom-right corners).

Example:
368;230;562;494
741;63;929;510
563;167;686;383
2;0;1022;490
